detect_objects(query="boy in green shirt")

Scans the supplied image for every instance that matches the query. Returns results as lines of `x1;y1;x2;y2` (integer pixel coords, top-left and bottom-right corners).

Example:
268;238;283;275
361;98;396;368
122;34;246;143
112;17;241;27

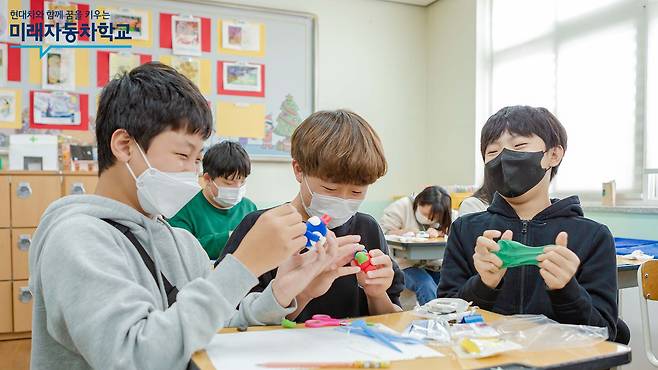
169;141;257;259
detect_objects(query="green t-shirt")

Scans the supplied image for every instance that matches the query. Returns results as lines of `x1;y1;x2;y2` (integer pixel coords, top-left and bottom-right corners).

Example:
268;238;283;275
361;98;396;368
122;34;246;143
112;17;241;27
168;190;257;259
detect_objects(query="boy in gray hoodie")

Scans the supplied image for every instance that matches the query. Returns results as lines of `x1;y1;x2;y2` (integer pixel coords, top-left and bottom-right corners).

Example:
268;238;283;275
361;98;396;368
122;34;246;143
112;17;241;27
28;63;361;370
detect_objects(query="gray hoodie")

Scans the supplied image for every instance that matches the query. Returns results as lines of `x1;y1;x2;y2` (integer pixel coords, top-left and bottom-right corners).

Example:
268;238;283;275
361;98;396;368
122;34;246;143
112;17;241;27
29;195;295;370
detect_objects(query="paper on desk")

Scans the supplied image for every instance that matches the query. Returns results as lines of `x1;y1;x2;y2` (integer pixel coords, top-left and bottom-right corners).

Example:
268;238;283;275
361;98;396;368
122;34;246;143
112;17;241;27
385;234;433;243
205;325;443;370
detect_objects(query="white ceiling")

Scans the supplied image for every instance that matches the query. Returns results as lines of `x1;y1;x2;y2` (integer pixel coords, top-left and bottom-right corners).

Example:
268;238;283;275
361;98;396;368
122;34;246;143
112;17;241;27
373;0;437;6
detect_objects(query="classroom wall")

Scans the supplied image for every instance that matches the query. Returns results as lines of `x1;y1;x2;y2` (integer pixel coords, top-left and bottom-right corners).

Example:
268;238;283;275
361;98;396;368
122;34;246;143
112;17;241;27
425;0;478;187
206;0;429;214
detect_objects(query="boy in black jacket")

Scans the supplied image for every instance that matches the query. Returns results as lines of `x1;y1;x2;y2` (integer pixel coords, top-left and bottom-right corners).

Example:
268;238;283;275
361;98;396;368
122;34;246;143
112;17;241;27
219;110;404;322
438;106;618;339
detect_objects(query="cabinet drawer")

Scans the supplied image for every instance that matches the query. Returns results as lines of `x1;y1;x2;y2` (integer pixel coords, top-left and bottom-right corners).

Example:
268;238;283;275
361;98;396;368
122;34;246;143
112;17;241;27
0;229;10;281
12;280;32;332
11;228;35;280
0;176;9;228
0;281;11;333
10;176;62;227
63;175;98;196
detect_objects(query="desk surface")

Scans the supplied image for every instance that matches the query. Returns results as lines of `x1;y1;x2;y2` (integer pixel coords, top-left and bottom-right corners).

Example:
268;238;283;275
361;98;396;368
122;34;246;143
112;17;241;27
190;311;631;370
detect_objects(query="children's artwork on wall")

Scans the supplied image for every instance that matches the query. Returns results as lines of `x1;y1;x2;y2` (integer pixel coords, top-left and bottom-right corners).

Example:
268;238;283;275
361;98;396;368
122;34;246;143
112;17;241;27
42;49;75;91
218;61;265;97
172;16;202;56
111;9;149;41
172;56;201;87
216;101;265;139
220;20;263;54
0;2;8;41
0;43;6;85
0;41;20;82
30;91;89;131
43;1;77;43
219;94;303;159
97;51;151;87
272;94;302;152
108;52;139;80
0;88;20;128
160;13;211;52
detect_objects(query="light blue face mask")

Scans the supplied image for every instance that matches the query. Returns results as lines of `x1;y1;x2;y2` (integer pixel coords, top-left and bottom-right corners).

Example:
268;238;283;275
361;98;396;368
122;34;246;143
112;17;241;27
494;239;546;268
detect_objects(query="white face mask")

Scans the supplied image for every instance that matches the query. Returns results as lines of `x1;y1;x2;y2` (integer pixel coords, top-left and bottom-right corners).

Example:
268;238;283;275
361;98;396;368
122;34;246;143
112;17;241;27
415;208;434;226
302;177;362;229
126;143;201;218
212;181;246;209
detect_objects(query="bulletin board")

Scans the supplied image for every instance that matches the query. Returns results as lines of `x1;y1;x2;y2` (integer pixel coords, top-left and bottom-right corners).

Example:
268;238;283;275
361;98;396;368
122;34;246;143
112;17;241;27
0;0;317;162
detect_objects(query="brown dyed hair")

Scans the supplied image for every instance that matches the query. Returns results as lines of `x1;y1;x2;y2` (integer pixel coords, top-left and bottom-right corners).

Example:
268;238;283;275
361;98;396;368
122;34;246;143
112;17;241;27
291;109;387;185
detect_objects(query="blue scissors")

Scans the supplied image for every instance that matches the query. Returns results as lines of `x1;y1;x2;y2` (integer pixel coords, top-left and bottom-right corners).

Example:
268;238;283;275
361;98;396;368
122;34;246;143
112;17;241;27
339;320;423;353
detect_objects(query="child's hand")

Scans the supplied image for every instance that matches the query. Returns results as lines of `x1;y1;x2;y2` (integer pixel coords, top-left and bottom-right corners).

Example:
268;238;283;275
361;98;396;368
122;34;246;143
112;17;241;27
233;204;307;277
353;249;395;298
272;231;363;307
427;228;441;238
473;230;510;289
298;235;362;300
537;232;580;290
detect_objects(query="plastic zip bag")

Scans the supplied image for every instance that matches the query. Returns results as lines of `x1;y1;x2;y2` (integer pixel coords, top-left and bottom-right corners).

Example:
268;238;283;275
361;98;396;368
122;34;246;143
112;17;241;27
490;315;608;351
402;320;452;345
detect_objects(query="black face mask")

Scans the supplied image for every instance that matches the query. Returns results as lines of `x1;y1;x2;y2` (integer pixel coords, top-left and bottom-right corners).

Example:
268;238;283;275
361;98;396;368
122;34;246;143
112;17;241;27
485;148;549;198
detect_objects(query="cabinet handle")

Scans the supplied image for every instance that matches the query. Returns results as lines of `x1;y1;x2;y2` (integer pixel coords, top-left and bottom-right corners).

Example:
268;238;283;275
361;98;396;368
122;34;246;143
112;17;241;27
17;234;32;251
70;182;86;195
18;287;32;304
16;182;32;199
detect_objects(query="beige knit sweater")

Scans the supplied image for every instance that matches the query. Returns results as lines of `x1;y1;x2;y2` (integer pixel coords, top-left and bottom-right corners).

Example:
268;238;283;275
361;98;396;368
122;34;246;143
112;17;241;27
379;196;440;269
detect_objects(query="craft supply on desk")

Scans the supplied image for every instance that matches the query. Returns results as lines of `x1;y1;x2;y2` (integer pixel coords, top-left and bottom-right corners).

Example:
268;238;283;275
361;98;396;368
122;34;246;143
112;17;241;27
305;314;349;328
454;338;523;359
338;320;425;353
414;298;474;321
281;318;297;328
205;325;443;370
403;320;452;345
258;360;391;368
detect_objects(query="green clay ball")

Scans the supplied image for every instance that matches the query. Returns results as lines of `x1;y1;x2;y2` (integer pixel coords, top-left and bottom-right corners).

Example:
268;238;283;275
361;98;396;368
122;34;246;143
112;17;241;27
354;251;369;264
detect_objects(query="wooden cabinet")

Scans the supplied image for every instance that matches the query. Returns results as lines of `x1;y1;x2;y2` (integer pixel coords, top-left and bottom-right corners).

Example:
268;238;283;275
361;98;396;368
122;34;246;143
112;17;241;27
0;230;10;281
12;280;32;332
0;171;97;338
0;281;11;333
0;176;9;228
10;175;62;228
63;175;98;196
11;229;34;280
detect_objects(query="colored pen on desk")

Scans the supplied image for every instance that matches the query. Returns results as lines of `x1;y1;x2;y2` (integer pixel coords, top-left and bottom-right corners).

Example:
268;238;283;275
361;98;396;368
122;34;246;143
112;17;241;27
258;360;391;368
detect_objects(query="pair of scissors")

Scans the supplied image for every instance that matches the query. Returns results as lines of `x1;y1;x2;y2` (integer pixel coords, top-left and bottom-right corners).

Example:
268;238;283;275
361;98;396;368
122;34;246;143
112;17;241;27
304;314;350;328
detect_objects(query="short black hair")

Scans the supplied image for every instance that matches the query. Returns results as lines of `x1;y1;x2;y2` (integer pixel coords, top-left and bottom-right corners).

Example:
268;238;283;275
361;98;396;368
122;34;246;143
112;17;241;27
202;141;251;180
96;62;213;174
480;105;568;179
413;186;452;234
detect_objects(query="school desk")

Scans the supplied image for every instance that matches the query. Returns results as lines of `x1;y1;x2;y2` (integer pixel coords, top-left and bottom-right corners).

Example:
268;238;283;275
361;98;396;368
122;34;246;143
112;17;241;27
388;237;447;260
617;255;645;289
188;310;631;370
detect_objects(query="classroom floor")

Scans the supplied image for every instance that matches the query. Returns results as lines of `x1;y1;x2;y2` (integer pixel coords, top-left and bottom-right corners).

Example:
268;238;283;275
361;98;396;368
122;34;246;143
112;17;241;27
0;339;30;370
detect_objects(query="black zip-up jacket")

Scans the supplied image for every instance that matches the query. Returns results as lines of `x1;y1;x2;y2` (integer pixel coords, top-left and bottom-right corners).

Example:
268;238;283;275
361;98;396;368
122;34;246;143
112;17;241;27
438;193;618;339
218;208;405;322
